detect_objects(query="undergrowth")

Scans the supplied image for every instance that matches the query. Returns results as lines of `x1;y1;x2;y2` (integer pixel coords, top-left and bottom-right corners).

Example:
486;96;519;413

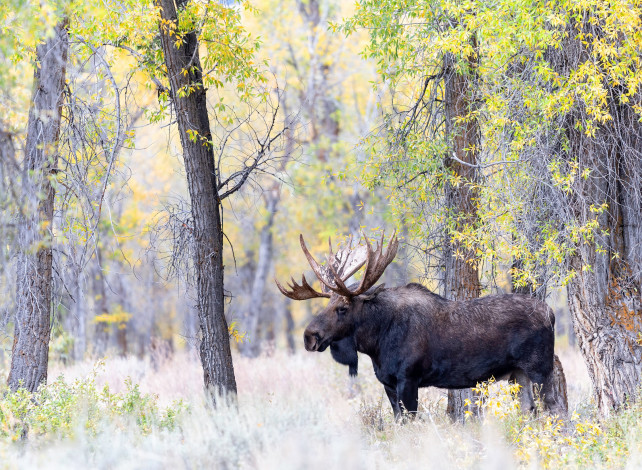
0;362;186;442
0;353;641;469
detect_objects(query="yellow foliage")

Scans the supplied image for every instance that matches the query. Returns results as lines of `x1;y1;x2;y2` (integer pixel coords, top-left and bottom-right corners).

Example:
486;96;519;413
94;305;132;327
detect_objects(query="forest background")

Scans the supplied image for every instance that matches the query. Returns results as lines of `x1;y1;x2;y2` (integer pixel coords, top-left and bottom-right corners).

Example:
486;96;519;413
0;0;641;467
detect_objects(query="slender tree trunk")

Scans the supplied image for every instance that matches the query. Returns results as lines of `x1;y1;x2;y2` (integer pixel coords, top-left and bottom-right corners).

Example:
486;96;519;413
238;106;294;357
115;273;131;357
93;250;110;355
239;192;278;357
157;0;236;400
8;19;69;392
284;298;296;354
442;49;482;422
71;263;86;361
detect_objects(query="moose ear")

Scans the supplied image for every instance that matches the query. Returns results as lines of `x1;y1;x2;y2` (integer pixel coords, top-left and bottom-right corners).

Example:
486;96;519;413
359;284;386;301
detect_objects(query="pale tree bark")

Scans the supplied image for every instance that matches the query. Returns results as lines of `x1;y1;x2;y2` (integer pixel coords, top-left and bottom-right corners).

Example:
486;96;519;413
284;297;296;354
70;259;86;361
442;49;482;423
8;19;69;392
296;0;340;162
92;250;110;355
238;191;278;357
157;0;237;400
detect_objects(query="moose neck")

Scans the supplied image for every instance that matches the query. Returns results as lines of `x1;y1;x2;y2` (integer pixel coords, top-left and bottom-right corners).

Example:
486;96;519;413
352;296;393;358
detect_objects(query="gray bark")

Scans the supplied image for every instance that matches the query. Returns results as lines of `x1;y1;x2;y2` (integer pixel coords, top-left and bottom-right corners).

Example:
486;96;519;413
157;0;237;400
8;19;69;392
565;132;642;415
284;298;296;354
71;262;86;361
239;192;278;357
548;18;642;417
92;249;110;355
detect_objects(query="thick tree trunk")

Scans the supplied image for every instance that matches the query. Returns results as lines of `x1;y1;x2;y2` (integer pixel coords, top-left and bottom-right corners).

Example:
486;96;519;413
565;133;642;415
548;20;642;416
442;50;482;422
157;0;237;400
8;20;68;392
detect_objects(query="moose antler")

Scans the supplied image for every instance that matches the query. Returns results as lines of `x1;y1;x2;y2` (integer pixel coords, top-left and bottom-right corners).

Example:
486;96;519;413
274;273;330;300
275;231;398;300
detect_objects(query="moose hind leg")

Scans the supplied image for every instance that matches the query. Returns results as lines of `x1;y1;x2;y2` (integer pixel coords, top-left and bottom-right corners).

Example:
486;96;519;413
510;369;535;413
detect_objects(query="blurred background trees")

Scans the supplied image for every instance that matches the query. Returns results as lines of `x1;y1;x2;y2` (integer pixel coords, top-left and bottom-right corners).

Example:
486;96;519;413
1;0;640;416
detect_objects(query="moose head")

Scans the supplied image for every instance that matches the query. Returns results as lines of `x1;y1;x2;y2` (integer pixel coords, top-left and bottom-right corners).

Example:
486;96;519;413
275;232;398;352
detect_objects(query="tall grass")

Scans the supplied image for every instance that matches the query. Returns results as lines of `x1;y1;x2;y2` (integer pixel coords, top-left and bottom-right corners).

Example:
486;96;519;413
1;348;640;469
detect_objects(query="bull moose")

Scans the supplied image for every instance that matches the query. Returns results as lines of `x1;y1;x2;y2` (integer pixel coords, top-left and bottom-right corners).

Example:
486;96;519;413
276;231;567;418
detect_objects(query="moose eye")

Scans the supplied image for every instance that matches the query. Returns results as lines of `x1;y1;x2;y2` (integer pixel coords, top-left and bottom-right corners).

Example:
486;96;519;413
336;306;348;316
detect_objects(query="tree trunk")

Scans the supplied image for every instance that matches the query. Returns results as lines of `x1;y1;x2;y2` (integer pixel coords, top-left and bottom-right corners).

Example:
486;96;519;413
8;19;68;392
93;250;110;355
565;135;642;415
71;263;86;361
157;0;237;401
284;298;296;354
548;19;642;417
239;192;278;357
442;49;482;422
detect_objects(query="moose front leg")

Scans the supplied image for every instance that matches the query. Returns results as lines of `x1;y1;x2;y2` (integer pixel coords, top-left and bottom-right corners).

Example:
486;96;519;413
396;377;419;419
384;384;402;419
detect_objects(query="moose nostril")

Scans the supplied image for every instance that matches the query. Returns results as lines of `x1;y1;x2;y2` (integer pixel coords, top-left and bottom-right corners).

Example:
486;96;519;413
304;330;321;351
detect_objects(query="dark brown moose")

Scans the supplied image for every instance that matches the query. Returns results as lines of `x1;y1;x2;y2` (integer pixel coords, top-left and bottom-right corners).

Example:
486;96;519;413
276;232;567;418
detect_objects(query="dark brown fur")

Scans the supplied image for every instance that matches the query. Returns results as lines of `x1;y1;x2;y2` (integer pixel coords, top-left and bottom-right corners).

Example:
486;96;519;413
305;283;566;418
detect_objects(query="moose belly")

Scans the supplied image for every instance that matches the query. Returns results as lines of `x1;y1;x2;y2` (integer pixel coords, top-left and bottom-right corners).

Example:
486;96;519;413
418;353;515;389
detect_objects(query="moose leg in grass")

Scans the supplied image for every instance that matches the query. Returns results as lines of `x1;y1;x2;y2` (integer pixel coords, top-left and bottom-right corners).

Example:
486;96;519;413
276;231;567;420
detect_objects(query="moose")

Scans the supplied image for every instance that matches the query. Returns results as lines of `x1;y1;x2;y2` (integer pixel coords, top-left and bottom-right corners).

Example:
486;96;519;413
276;231;567;418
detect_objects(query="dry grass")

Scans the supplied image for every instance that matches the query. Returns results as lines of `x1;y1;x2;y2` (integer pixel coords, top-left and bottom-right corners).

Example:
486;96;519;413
1;346;636;469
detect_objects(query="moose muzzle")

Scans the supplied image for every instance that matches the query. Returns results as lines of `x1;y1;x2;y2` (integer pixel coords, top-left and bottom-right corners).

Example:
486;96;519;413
304;329;327;352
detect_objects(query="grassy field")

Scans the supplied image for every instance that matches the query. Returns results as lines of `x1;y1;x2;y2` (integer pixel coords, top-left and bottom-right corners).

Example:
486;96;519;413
1;346;641;469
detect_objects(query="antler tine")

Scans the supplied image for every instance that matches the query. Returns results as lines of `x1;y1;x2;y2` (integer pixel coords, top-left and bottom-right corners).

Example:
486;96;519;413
274;274;330;300
351;230;398;296
333;234;352;278
300;234;341;293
